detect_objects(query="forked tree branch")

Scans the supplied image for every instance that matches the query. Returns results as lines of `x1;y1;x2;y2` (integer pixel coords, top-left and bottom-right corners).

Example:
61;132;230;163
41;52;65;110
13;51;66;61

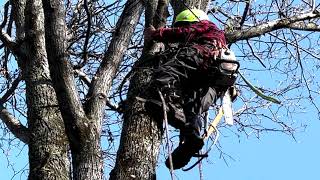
42;0;88;147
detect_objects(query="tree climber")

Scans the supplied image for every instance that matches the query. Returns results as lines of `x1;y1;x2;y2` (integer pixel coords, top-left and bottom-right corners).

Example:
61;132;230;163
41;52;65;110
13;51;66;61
144;8;239;170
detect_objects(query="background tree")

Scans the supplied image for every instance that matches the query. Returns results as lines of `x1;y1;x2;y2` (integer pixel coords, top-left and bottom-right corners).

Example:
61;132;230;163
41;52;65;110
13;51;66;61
0;0;319;179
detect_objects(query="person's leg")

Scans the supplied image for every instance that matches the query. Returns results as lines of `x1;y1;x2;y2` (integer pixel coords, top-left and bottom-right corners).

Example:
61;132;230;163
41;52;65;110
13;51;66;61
165;47;211;169
145;52;189;130
165;89;206;169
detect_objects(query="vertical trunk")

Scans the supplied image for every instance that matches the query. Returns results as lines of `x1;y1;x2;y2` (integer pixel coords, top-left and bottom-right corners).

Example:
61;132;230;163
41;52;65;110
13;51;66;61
110;0;169;179
22;0;69;179
41;0;103;179
111;0;210;179
110;66;162;180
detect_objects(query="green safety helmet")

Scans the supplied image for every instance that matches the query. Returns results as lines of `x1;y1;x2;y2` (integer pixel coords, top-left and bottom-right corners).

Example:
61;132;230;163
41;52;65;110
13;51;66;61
174;9;210;23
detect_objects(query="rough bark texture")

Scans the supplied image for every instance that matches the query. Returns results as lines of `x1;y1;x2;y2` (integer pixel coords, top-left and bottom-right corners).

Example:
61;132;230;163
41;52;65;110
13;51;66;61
110;1;169;179
41;0;103;179
11;0;25;40
85;0;144;126
1;0;319;179
110;64;162;180
23;0;69;179
111;1;209;179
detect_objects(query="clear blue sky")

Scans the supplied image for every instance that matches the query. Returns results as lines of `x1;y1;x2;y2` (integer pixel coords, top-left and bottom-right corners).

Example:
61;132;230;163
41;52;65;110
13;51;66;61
157;115;320;180
0;0;320;179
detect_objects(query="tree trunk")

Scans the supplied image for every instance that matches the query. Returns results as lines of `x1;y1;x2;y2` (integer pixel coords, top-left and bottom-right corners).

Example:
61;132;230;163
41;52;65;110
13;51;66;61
41;0;104;179
22;0;69;179
110;0;170;179
111;0;209;179
110;64;162;180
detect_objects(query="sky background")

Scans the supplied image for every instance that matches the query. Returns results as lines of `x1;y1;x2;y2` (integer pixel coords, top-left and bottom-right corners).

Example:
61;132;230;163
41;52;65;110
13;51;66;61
0;0;320;179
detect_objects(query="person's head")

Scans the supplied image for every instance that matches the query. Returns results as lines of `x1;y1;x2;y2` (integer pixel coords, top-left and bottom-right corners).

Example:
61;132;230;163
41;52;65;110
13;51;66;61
173;9;209;27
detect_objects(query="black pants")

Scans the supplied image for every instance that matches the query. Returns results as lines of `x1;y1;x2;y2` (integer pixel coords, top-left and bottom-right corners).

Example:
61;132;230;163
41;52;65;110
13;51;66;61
148;46;225;131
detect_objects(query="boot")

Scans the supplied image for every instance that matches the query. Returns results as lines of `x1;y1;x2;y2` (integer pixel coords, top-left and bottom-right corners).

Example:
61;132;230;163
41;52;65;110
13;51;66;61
165;115;204;169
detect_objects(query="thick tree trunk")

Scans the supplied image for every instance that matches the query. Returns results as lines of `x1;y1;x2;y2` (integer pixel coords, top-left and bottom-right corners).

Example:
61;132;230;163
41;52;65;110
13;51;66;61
111;1;210;179
41;0;104;179
110;0;170;179
22;0;69;179
110;65;162;180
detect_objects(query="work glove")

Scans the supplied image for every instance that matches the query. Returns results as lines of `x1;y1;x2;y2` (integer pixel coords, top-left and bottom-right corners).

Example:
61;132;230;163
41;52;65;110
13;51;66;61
144;25;156;43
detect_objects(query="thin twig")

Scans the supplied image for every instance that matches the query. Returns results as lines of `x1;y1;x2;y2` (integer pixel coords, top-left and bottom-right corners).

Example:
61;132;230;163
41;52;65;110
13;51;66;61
74;0;92;69
246;40;266;68
239;0;251;27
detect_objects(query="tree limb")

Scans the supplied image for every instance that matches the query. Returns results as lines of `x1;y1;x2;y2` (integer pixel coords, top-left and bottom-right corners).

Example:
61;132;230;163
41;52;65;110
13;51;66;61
74;69;91;86
74;0;92;69
0;74;22;104
239;0;251;27
0;105;29;144
42;0;88;144
288;21;320;31
0;1;21;56
0;29;19;55
85;0;144;120
0;72;28;144
226;11;320;43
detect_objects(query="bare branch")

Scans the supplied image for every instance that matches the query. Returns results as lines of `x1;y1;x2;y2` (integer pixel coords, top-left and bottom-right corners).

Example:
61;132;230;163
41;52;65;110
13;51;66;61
85;0;144;120
239;0;251;27
246;40;266;68
74;69;91;86
0;105;29;144
74;0;92;69
0;74;22;104
288;21;320;31
268;32;320;60
226;11;320;43
0;29;18;54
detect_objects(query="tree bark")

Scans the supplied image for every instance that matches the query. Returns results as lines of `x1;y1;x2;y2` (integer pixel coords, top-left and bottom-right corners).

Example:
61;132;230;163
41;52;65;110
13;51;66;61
110;66;162;180
111;1;209;179
22;0;70;179
110;0;170;179
41;0;104;179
